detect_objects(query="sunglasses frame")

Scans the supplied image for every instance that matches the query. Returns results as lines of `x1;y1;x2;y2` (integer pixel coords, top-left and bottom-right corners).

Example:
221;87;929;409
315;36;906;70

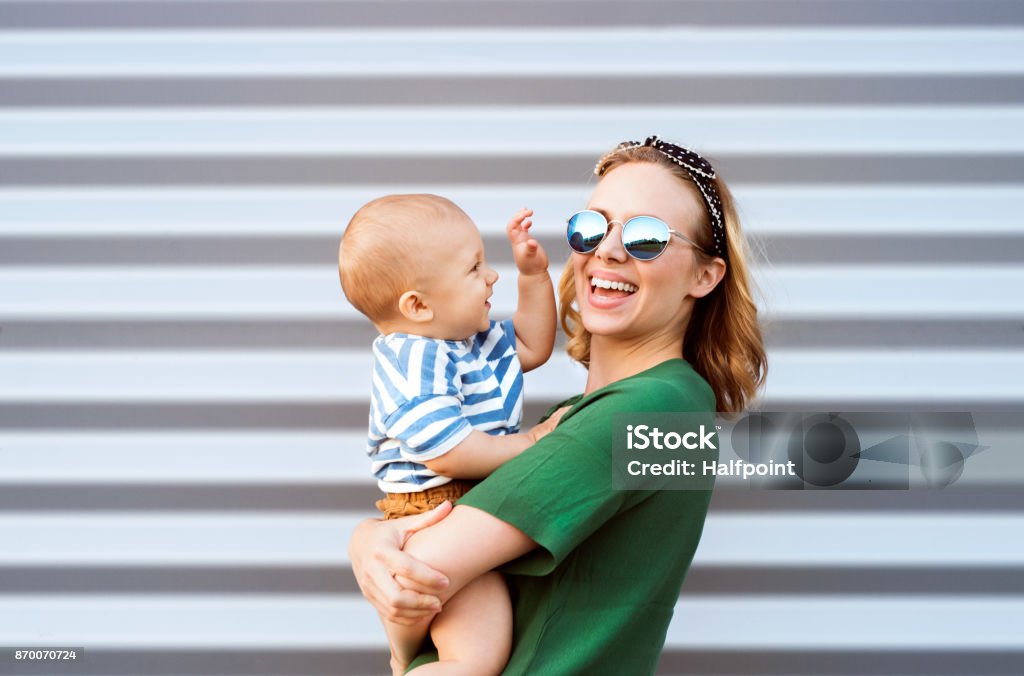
565;209;711;261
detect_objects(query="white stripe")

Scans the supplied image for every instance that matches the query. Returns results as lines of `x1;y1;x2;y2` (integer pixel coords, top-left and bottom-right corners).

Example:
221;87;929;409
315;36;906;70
0;431;369;483
4;266;1021;321
372;340;417;400
3;513;1022;567
665;597;1024;649
2;107;1024;155
3;349;1024;403
0;595;1020;650
385;396;462;442
1;186;1020;237
2;29;1023;76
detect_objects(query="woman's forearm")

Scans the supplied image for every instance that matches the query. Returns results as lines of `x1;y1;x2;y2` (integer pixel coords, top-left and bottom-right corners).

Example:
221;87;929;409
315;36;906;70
399;504;537;604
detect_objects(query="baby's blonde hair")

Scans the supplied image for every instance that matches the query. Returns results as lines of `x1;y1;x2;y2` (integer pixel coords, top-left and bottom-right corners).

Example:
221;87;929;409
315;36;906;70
339;194;469;323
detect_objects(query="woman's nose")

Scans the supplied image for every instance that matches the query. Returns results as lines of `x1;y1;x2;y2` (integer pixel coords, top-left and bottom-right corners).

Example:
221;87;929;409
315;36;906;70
594;222;629;263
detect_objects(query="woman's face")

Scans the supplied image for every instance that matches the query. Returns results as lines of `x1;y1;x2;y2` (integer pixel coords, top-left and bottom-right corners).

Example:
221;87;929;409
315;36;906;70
571;161;721;345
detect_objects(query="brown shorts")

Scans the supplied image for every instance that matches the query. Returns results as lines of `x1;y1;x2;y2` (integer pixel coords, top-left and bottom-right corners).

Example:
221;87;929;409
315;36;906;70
376;479;479;520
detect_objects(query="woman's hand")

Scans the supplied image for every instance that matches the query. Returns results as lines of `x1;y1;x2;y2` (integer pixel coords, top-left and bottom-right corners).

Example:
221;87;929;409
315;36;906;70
349;501;453;625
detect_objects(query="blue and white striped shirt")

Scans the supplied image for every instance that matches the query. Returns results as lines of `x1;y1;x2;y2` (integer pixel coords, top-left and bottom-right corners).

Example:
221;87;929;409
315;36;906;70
367;319;524;493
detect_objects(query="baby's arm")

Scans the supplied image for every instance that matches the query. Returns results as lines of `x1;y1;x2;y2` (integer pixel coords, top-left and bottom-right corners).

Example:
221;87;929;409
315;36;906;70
507;208;556;372
422;409;565;479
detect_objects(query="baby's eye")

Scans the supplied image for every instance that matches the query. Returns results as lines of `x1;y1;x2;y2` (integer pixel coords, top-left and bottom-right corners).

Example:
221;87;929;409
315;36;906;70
471;262;481;272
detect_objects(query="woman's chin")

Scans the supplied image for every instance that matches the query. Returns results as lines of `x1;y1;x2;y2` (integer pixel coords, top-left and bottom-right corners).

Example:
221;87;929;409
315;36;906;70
581;313;633;339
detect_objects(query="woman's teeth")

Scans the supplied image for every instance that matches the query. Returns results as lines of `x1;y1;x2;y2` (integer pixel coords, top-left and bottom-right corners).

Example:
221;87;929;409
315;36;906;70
591;277;637;293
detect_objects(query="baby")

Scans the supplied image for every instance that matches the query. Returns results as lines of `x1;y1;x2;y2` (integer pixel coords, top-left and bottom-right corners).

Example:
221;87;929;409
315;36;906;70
338;194;558;675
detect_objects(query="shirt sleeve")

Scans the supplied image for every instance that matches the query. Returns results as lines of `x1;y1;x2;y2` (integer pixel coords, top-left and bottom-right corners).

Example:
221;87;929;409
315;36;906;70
375;338;472;462
499;318;517;350
471;318;517;352
457;375;710;575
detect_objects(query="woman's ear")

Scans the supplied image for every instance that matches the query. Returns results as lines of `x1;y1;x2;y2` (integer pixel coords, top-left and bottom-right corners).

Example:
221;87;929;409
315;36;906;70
397;290;434;323
689;258;727;299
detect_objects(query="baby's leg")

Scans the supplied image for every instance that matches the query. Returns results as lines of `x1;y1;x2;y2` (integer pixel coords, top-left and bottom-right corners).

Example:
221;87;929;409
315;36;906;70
380;611;432;676
408;571;512;676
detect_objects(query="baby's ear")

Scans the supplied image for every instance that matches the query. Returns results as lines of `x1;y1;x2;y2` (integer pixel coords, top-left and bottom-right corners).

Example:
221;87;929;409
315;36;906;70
397;290;434;323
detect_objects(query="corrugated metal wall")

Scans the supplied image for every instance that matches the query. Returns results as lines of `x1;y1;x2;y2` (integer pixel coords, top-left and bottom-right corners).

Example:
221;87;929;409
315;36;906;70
2;2;1023;675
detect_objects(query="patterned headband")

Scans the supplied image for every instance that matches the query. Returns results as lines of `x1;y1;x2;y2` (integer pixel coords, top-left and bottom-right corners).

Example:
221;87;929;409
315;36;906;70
596;135;727;258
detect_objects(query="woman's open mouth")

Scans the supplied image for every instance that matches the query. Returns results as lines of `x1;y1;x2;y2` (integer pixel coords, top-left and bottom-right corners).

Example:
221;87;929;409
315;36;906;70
588;274;638;309
590;275;638;299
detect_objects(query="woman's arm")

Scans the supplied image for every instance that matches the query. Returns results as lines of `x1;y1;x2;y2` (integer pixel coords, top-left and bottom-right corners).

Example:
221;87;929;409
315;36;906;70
349;501;537;622
398;504;536;603
348;504;451;625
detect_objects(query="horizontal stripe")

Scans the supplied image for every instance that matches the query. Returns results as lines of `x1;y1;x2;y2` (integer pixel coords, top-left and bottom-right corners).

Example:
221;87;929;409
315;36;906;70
3;154;1022;185
1;400;1021;433
2;513;1023;566
2;483;1023;512
0;431;371;483
1;1;1021;30
2;349;1024;403
2;107;1024;154
3;233;1023;265
3;75;1024;107
2;186;1021;237
0;401;558;431
5;564;1024;596
0;648;1007;676
2;349;1024;402
656;649;1024;675
1;318;1021;351
3;29;1024;76
0;594;1021;649
3;266;1022;320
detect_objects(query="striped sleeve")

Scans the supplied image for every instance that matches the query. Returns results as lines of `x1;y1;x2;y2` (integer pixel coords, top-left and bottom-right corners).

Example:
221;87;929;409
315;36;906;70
375;338;472;461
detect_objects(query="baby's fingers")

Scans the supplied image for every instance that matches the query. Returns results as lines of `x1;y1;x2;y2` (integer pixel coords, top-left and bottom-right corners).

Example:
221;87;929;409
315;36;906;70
506;208;534;231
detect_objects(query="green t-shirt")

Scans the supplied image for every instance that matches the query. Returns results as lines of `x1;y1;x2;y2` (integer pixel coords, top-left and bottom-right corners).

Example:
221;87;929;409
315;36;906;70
408;358;718;675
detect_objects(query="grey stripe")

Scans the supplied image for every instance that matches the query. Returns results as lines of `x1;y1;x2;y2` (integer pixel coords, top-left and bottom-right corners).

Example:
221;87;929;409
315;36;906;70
656;649;1024;675
0;483;1020;512
755;234;1024;265
0;321;381;350
765;320;1024;349
1;320;1021;351
0;402;562;432
1;1;1021;29
0;403;378;430
4;76;1024;107
3;565;1021;596
3;234;1022;266
0;647;1020;675
3;400;1023;432
709;488;1024;512
1;401;1021;431
0;649;385;676
3;155;1024;185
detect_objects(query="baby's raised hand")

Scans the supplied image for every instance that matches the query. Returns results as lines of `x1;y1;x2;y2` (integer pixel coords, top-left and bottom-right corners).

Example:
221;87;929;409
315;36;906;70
506;208;549;276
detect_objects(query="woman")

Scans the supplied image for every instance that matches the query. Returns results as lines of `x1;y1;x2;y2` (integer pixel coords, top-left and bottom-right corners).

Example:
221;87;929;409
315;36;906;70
350;136;767;674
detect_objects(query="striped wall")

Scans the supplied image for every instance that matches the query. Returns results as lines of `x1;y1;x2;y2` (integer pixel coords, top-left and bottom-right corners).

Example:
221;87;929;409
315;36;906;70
1;2;1023;674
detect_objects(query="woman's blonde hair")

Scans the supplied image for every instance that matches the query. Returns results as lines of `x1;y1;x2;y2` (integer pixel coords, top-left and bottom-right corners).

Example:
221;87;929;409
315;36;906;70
558;144;767;412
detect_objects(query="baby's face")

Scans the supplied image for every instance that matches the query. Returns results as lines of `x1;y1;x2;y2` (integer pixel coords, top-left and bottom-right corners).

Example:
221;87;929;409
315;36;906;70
417;215;499;339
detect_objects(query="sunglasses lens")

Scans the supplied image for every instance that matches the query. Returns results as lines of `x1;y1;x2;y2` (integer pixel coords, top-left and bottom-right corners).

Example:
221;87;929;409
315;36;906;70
622;216;670;260
567;211;608;253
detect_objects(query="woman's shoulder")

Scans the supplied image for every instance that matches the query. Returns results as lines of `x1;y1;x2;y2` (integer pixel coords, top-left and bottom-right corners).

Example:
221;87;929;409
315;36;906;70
618;359;713;407
577;359;716;417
